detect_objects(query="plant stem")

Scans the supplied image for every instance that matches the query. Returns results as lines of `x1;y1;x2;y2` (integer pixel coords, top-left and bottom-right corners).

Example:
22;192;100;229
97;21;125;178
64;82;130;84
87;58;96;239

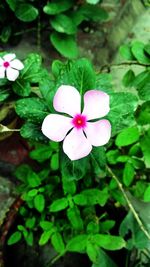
106;165;150;241
100;61;150;72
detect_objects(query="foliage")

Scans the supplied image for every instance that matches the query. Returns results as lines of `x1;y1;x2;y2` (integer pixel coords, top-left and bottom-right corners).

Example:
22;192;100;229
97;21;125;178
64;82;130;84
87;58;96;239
0;0;108;58
1;40;150;266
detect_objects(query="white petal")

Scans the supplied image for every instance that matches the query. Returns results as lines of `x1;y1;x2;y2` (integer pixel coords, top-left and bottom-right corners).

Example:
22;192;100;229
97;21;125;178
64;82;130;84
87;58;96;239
10;59;24;70
63;128;92;160
6;67;19;81
0;57;4;66
53;85;81;117
42;114;72;142
0;66;5;79
3;53;16;62
82;90;110;120
85;119;111;146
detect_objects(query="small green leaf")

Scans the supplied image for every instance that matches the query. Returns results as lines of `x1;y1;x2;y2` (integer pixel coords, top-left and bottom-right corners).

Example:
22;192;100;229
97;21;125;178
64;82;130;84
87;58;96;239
86;241;98;263
119;44;135;60
93;234;126;250
50;153;59;171
115;126;140;147
34;194;45;212
67;206;83;230
131;41;150;64
43;0;73;15
27;171;41;188
144;185;150;202
73;194;87;206
8;231;22;245
40;221;53;231
67;235;87;252
30;145;52;163
87;222;99;234
15;4;39;22
106;150;120;165
25;217;36;229
50;198;68;212
50;14;77;34
51;232;65;253
25;231;33;246
80;4;108;21
122;70;135;87
50;32;78;58
39;230;52;246
123;162;135;186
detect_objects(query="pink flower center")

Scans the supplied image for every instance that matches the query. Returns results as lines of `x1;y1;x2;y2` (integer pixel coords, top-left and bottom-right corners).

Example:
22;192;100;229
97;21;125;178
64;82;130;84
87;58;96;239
3;61;10;68
72;114;87;129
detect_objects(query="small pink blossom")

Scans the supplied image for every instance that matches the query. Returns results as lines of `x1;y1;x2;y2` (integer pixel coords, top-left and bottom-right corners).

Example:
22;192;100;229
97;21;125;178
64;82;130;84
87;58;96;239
0;53;24;81
42;85;111;160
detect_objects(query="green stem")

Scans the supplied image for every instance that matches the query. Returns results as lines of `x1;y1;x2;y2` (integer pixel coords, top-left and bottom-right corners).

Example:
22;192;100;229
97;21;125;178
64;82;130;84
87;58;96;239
106;165;150;241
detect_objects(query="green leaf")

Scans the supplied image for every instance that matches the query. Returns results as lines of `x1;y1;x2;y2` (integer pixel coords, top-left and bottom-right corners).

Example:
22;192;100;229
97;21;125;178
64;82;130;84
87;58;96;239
95;73;112;93
0;26;11;43
136;101;150;125
91;147;106;177
115;126;140;147
21;53;42;82
39;230;52;246
20;122;47;142
62;176;76;195
30;145;52;163
119;44;135;60
108;93;138;135
27;189;38;197
51;14;77;34
15;97;48;124
92;249;117;267
7;231;22;245
12;79;31;97
132;70;150;100
6;0;17;11
73;194;87;206
86;241;98;263
99;220;115;232
50;32;78;58
27;171;41;188
67;235;87;252
144;44;150;55
81;188;109;206
106;150;120;165
25;217;36;229
34;194;45;212
39;76;55;110
86;0;100;4
131;41;150;64
15;4;39;22
50;153;59;171
50;198;68;212
87;222;99;234
144;185;150;202
43;0;73;15
40;221;53;231
80;4;108;21
14;164;32;182
51;232;65;253
93;234;126;250
25;231;33;246
0;88;10;102
123;162;135;186
67;206;84;230
140;129;150;168
122;70;135;87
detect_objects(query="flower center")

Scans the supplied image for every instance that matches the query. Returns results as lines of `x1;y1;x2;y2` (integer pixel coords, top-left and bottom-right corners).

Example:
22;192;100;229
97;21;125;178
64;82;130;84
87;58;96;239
3;61;10;68
72;114;87;129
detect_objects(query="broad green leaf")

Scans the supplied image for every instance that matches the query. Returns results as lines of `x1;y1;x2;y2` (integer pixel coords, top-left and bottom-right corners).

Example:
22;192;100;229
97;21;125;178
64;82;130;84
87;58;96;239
119;44;135;60
39;76;55;110
138;81;150;101
81;188;109;206
132;70;150;100
99;220;115;232
39;230;53;246
27;189;38;197
15;4;39;22
15;97;48;123
27;171;41;188
7;231;22;245
92;249;117;267
136;101;150;125
115;126;140;147
123;162;135;186
67;206;83;230
21;53;42;82
34;194;45;212
6;0;17;11
50;32;78;58
30;145;52;163
50;14;77;34
43;0;73;15
50;198;68;212
73;194;87;206
131;41;150;64
140;129;150;168
122;70;135;87
12;79;31;96
67;235;87;252
108;92;138;135
79;4;108;21
93;234;126;250
20;122;47;142
51;232;65;253
144;185;150;202
86;241;98;263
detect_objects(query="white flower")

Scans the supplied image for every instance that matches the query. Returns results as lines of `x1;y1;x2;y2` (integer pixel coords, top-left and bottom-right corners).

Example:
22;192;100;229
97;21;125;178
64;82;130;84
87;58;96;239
0;53;24;81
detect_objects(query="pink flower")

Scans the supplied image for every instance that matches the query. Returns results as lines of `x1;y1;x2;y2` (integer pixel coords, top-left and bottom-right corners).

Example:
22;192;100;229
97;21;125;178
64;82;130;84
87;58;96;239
42;85;111;160
0;53;24;81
